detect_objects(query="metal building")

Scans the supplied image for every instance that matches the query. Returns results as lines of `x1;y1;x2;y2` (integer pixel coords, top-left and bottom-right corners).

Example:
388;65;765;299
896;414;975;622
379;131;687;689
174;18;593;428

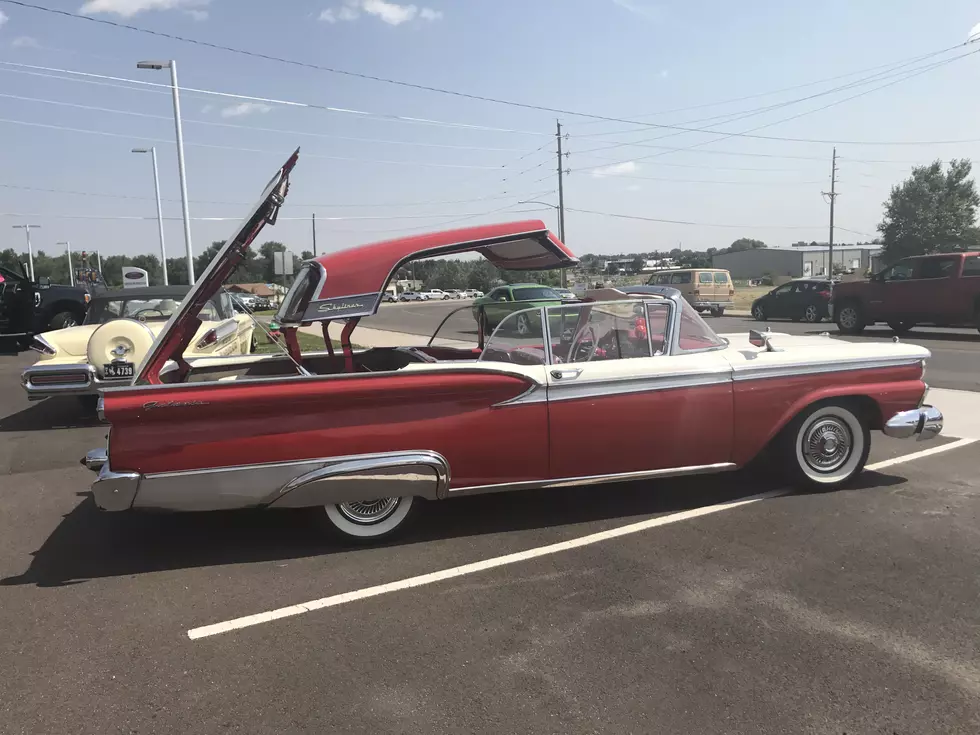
712;247;879;280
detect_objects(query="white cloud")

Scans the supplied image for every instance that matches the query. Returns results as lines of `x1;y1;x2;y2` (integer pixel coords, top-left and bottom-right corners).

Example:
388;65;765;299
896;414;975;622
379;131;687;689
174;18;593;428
11;36;40;48
591;161;639;178
220;102;272;118
79;0;210;19
184;8;207;20
200;103;215;114
0;10;8;29
969;21;980;42
320;1;442;26
611;0;662;21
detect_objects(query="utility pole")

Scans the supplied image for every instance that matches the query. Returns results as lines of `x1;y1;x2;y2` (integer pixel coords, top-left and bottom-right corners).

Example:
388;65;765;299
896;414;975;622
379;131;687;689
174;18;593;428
312;213;318;257
58;241;74;286
11;224;40;281
822;147;838;278
556;120;568;287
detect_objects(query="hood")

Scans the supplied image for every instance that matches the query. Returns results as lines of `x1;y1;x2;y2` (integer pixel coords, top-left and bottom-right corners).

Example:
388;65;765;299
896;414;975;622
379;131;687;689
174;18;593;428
134;149;299;385
830;279;870;296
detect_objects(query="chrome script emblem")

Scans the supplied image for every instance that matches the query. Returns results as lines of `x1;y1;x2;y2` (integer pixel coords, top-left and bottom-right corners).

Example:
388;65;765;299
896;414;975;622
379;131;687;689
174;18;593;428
142;400;210;410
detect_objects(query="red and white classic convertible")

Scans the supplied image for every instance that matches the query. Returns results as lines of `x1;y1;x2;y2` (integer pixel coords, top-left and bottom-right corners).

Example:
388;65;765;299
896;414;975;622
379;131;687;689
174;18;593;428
83;152;943;542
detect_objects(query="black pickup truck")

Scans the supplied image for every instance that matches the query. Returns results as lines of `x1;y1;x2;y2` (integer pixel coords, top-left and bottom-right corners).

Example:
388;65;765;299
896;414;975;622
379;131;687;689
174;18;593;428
0;264;92;344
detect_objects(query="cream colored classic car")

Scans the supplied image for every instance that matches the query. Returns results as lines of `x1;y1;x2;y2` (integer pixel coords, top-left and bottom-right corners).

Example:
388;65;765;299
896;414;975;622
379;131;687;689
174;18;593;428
22;285;255;409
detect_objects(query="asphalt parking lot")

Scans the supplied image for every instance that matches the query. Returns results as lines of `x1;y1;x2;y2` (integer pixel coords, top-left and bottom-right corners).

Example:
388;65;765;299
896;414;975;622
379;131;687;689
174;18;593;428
2;339;980;733
368;300;980;392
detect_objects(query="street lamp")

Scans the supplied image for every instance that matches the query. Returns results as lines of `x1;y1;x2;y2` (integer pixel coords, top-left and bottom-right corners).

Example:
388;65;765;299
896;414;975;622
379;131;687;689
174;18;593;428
137;59;194;285
11;224;40;281
132;147;169;285
57;241;74;286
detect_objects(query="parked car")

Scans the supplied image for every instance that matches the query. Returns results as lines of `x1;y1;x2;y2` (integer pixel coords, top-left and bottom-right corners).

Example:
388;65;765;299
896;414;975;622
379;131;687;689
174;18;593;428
646;268;734;316
833;252;980;335
421;289;451;300
554;287;577;302
22;286;256;410
471;283;564;334
751;279;834;323
443;289;464;299
461;289;484;299
399;291;427;302
382;292;397;303
82;151;943;545
1;264;92;344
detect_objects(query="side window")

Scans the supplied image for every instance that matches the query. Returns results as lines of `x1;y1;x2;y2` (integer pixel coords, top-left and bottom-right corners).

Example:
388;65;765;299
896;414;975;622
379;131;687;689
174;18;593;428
670;272;692;285
917;257;958;279
881;262;914;281
962;256;980;277
480;308;546;366
487;288;509;302
552;301;652;364
772;283;792;295
698;272;713;284
655;274;671;285
713;272;729;284
646;301;670;355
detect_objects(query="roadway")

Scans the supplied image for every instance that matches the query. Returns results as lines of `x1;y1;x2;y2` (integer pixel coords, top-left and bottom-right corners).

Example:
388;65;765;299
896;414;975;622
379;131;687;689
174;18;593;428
365;300;980;392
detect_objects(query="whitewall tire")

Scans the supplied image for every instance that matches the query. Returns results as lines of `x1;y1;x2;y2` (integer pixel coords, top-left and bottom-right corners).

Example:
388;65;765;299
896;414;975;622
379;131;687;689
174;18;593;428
319;495;419;543
782;402;870;490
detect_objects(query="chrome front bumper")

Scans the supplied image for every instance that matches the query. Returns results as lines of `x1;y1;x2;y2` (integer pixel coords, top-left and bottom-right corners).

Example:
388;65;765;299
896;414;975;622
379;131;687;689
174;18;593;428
21;363;128;400
882;405;943;441
82;449;140;512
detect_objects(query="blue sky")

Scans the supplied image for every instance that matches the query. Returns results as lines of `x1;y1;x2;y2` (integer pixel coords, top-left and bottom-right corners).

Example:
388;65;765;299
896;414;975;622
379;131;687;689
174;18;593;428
1;0;979;266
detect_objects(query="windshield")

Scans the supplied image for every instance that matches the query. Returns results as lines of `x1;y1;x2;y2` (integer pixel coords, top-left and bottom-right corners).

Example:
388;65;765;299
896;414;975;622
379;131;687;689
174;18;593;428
85;296;225;325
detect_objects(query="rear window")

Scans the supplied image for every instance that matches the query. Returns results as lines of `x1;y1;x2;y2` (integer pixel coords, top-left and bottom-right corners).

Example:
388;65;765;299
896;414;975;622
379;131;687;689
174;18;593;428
512;287;559;301
698;272;713;284
963;256;980;277
713;272;730;284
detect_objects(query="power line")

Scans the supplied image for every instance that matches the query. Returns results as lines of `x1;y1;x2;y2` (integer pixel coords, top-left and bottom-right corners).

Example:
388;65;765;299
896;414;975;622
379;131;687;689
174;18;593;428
4;1;978;143
569;43;968;133
0;60;553;137
565;207;825;230
578;172;826;186
0;117;516;169
0;207;554;222
0;92;537;153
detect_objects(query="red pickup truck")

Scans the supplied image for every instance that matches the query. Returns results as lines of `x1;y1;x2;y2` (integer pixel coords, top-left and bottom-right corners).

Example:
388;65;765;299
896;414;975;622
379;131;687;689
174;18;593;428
833;251;980;335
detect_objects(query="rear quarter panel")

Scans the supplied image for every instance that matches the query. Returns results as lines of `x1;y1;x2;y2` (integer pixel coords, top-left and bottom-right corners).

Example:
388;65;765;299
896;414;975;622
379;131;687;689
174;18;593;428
104;369;547;488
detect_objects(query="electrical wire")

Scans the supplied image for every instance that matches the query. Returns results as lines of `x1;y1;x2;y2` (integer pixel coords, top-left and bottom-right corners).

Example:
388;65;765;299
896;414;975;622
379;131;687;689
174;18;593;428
3;1;977;144
565;207;825;230
0;207;554;222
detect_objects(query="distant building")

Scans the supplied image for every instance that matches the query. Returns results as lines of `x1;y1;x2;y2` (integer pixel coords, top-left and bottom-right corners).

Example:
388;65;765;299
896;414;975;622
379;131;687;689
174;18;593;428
712;247;880;279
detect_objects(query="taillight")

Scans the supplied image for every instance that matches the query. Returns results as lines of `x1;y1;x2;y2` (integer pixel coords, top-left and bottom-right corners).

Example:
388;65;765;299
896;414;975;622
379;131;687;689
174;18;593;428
693;290;700;298
729;288;735;296
818;290;831;300
196;329;218;350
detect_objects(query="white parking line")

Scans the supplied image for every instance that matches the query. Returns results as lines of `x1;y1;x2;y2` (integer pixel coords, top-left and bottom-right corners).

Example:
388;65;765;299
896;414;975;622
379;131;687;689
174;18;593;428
187;438;975;640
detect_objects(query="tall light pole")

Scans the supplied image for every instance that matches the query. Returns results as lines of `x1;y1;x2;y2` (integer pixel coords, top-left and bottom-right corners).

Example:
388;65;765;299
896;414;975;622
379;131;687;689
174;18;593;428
57;241;74;286
12;224;40;281
137;60;194;285
132;147;169;285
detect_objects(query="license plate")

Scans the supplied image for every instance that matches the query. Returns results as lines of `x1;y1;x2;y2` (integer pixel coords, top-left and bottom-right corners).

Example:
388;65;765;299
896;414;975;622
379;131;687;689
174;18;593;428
103;362;134;379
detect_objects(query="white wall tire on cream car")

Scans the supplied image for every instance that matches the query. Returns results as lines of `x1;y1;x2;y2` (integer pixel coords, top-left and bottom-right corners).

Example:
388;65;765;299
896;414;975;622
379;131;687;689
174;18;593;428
781;402;870;490
87;318;156;375
319;496;419;543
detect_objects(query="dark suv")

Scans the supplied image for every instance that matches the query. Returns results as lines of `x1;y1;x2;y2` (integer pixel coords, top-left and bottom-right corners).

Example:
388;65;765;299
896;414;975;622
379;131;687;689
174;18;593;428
0;264;92;344
832;252;980;335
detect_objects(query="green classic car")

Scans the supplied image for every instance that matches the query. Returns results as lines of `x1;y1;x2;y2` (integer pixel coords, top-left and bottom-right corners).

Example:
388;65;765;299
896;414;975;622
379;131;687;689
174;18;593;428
472;283;563;335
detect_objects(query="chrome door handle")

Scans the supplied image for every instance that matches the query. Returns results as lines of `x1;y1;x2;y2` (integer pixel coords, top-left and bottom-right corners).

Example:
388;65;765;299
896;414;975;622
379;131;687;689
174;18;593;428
551;368;582;380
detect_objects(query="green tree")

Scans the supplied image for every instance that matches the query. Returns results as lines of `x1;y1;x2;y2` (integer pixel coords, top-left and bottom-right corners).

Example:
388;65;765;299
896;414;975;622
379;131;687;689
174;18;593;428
878;159;980;262
726;238;767;252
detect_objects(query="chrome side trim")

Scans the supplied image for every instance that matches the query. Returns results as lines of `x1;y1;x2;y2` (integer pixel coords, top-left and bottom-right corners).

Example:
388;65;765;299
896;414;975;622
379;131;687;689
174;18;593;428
882;405;943;441
547;371;731;403
91;460;141;512
135;450;451;512
449;462;738;497
492;381;548;407
732;357;923;382
268;450;451;508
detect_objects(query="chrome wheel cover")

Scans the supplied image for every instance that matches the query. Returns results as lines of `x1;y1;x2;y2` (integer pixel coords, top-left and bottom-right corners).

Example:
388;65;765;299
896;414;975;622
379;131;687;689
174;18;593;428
516;314;530;336
801;417;852;473
838;307;858;328
337;497;400;525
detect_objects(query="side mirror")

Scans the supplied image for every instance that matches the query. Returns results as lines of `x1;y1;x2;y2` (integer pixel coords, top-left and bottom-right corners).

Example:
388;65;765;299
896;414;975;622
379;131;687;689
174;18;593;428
37;276;51;288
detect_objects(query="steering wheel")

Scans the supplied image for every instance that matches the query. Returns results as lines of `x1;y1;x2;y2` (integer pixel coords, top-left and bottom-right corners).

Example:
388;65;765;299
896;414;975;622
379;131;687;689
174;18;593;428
133;308;166;319
571;326;598;362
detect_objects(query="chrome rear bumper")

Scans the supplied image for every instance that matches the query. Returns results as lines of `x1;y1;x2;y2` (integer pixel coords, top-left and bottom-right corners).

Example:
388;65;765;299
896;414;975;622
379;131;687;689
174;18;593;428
21;363;128;400
882;405;943;441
